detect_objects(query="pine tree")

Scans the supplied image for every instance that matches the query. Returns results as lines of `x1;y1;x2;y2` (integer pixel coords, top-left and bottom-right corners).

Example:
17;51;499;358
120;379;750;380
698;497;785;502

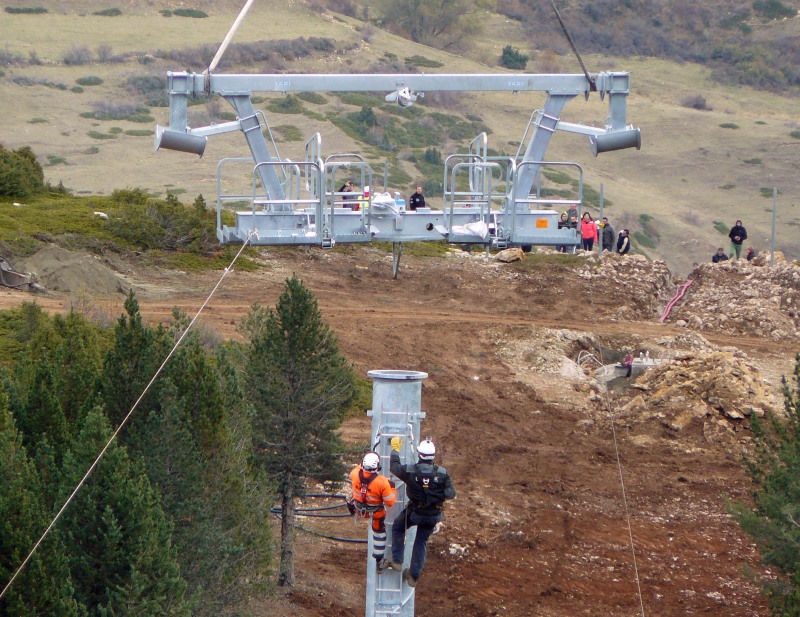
0;397;81;616
58;406;190;616
732;353;800;615
241;275;357;586
99;291;168;438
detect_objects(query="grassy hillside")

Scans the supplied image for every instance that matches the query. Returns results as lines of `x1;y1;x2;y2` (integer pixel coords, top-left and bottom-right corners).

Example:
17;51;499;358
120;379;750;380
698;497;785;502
0;0;798;277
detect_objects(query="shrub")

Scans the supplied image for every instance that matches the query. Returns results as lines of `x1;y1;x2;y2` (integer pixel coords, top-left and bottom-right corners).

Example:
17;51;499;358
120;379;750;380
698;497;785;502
28;117;48;124
160;9;172;17
680;94;712;110
71;86;84;93
266;95;304;114
404;55;444;68
64;45;92;66
790;130;800;139
752;0;795;20
96;44;114;62
743;158;762;164
4;6;47;13
500;45;528;70
760;187;779;198
87;131;117;140
107;191;217;252
296;92;327;105
423;148;442;165
46;154;66;165
713;220;728;234
719;122;739;129
76;76;103;86
173;8;208;18
93;7;122;16
0;145;45;198
124;129;154;137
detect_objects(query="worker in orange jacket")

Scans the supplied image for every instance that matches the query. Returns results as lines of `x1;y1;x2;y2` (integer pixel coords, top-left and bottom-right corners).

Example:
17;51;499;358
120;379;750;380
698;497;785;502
348;452;397;571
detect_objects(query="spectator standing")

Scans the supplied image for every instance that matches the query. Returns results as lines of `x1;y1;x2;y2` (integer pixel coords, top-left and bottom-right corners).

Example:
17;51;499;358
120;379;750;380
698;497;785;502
600;216;615;252
556;212;569;253
580;212;598;252
616;229;631;255
712;247;729;263
408;185;426;211
728;219;747;259
745;247;755;261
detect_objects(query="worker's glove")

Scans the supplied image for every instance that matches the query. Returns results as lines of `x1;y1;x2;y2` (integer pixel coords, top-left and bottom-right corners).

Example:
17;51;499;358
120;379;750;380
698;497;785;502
390;436;403;452
346;494;356;516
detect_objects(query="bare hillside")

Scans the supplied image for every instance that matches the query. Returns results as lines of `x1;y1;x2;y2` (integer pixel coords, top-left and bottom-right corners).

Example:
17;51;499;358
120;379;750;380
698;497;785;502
1;243;798;616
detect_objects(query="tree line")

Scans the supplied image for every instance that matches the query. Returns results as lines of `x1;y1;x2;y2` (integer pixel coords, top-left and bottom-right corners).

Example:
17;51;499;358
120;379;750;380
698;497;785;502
0;276;357;615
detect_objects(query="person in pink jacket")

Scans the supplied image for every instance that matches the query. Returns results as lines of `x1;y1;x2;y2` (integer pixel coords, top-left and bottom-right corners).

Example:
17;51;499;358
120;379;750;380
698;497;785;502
580;212;598;252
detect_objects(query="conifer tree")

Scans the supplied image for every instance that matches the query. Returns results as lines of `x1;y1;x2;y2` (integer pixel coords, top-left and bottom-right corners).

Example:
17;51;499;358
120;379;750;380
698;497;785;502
733;353;800;615
241;275;357;586
0;398;80;616
100;291;168;437
58;406;190;616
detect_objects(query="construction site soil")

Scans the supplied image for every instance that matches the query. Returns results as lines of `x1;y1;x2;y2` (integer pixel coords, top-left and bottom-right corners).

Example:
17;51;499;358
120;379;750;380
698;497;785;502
3;244;800;617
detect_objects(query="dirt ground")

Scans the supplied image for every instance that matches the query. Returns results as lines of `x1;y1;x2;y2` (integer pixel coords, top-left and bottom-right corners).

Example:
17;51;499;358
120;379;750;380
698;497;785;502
3;244;798;617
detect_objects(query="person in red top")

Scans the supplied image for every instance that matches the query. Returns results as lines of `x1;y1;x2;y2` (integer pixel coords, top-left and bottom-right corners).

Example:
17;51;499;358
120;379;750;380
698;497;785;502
348;452;397;571
580;212;598;252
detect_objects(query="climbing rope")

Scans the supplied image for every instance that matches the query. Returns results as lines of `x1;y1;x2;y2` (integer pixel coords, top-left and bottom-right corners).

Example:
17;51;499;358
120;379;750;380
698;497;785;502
0;230;259;603
581;349;647;617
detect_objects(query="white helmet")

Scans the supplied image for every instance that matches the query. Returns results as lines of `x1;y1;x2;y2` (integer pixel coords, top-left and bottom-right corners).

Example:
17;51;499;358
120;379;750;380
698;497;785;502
418;439;436;461
362;452;381;473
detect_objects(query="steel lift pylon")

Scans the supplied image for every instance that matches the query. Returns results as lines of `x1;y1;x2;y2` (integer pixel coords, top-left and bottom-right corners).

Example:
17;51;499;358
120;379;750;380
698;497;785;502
365;370;428;617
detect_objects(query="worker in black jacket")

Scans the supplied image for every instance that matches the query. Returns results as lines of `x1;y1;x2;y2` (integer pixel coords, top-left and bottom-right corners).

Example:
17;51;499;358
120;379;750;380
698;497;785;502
408;186;426;210
382;437;455;587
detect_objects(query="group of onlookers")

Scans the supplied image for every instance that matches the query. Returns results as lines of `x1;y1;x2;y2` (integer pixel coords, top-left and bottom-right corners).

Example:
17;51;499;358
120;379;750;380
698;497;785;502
557;209;630;255
712;219;754;262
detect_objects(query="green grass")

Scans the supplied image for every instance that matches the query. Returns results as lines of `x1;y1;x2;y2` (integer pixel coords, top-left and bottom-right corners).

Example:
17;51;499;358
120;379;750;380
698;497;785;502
713;220;728;234
719;122;739;129
124;129;154;137
743;158;762;164
28;117;48;124
791;131;800;139
46;154;66;165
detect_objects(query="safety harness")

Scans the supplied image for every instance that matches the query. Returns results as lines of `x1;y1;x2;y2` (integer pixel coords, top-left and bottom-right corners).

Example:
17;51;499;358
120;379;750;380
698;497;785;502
353;470;384;517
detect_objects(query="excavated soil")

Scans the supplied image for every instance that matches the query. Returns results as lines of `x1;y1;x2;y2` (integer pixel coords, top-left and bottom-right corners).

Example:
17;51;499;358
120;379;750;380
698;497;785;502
2;244;799;617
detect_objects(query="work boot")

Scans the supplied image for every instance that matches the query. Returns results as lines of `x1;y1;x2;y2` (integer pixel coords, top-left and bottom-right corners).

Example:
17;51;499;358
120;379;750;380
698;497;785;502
376;558;389;574
402;568;418;588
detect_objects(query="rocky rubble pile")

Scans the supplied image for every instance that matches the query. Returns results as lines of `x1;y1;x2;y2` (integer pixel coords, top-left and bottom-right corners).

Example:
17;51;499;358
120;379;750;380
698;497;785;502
620;351;779;440
575;253;675;320
670;252;800;341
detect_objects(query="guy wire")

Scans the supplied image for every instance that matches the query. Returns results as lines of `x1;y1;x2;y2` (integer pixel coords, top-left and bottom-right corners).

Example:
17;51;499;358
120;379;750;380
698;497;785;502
550;0;596;90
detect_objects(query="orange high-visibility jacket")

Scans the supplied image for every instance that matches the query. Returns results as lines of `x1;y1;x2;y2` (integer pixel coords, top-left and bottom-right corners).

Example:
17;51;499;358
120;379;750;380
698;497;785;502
350;466;397;510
